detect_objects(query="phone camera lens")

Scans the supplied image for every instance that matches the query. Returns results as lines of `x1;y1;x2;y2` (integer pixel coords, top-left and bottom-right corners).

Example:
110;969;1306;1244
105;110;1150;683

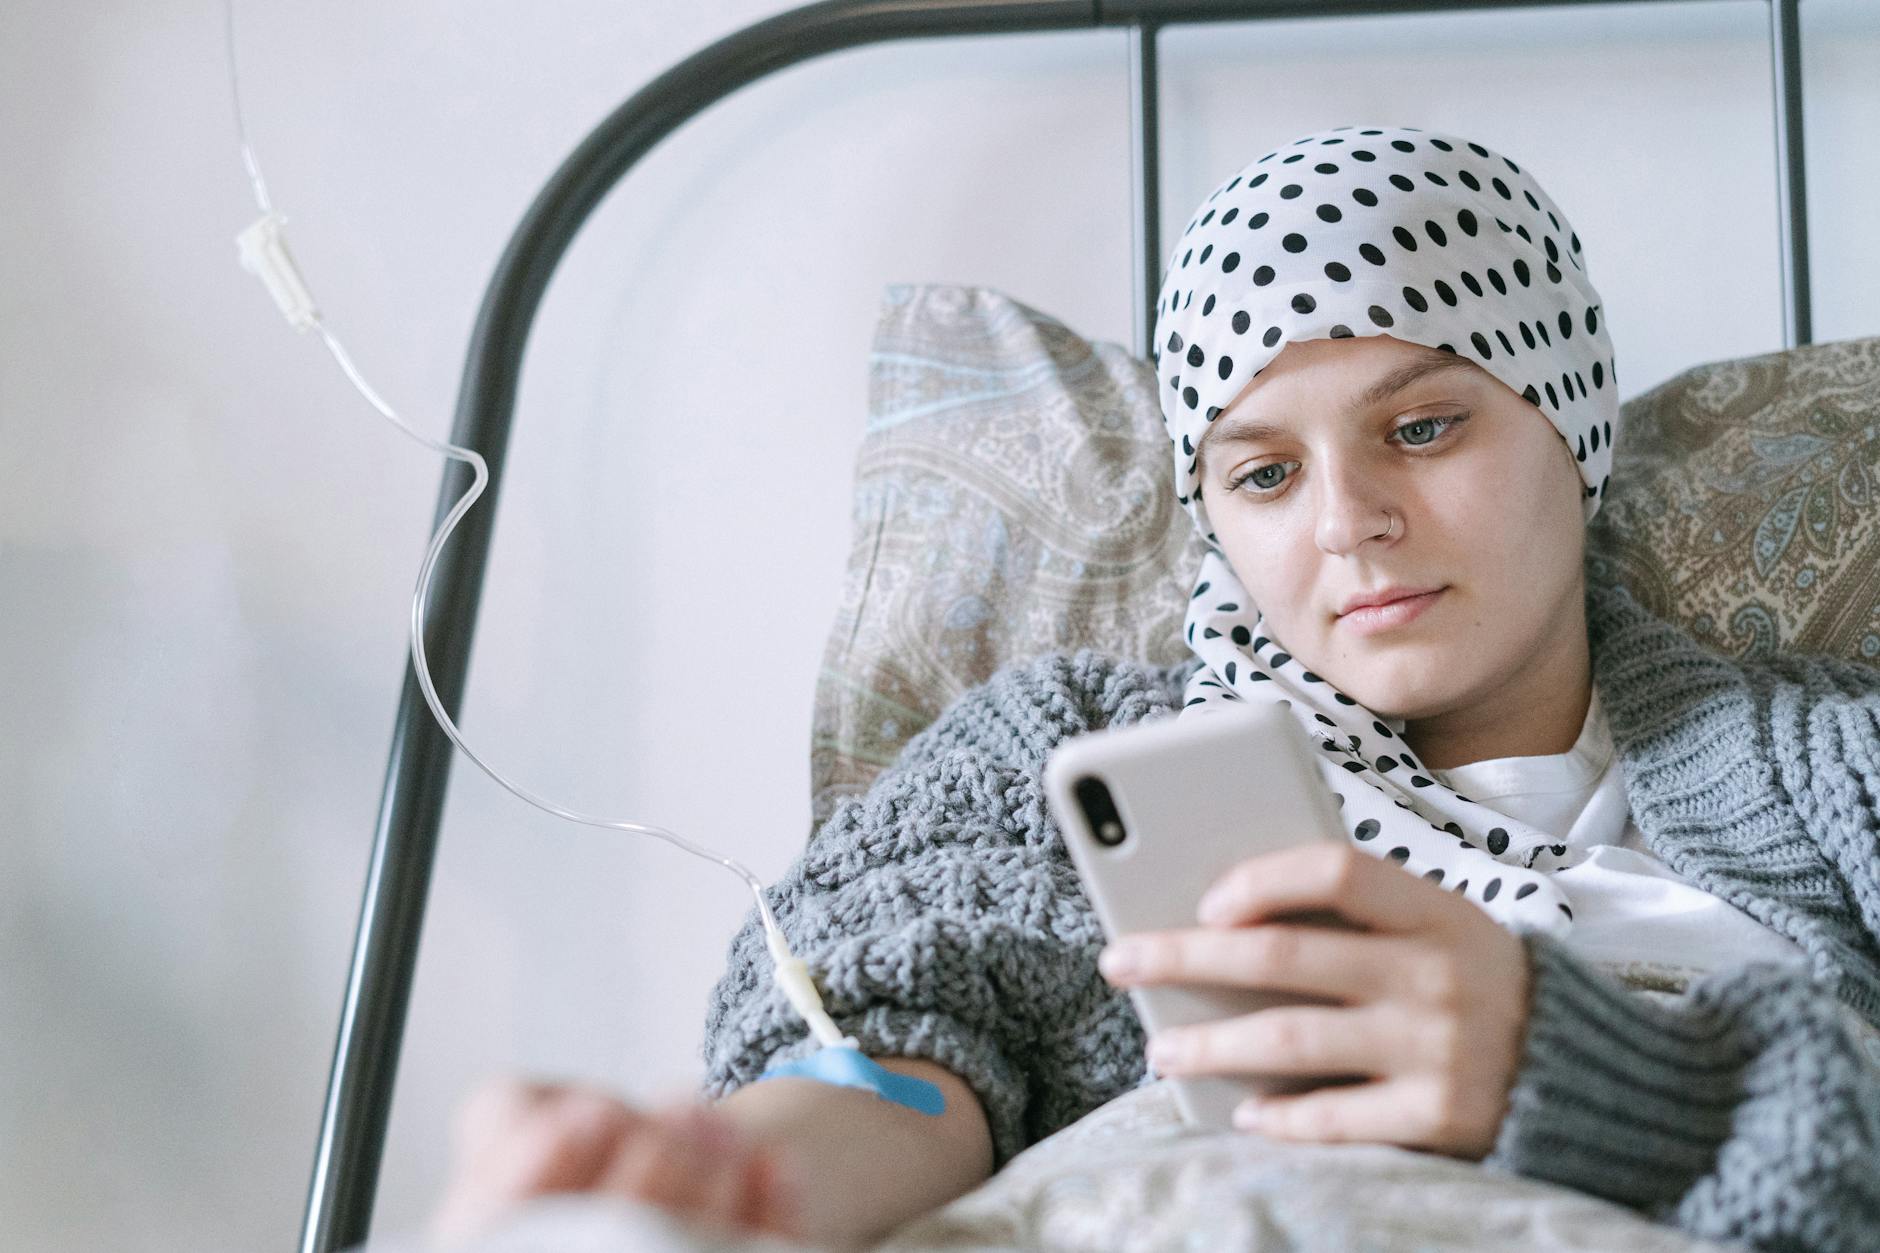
1073;776;1127;847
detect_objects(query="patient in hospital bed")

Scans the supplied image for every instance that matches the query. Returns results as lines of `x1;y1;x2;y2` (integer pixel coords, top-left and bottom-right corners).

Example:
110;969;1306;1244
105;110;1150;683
419;125;1880;1253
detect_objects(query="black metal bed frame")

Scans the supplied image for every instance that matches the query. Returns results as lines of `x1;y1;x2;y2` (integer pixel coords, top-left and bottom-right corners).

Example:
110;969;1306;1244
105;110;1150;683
298;2;1815;1248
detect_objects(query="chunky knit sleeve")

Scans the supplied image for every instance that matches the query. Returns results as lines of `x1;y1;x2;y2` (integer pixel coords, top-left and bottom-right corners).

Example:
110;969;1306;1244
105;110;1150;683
1485;933;1880;1252
1551;580;1880;1248
1751;645;1880;986
696;649;1191;1170
1585;578;1880;1015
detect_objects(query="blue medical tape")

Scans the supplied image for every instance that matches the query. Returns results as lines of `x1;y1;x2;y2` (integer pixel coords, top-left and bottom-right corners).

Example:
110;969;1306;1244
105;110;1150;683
757;1045;946;1116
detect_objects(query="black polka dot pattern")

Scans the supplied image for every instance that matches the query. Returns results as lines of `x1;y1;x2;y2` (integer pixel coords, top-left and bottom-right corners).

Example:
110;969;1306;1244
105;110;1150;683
1156;124;1606;939
1156;123;1616;536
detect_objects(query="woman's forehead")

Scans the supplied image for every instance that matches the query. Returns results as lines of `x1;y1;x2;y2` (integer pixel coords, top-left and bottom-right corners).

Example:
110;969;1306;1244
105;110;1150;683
1203;340;1483;446
1262;333;1465;382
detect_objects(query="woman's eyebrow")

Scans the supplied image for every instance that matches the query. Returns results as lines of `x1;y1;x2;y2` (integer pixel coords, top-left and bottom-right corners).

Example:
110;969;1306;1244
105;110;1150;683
1351;354;1479;412
1201;355;1478;459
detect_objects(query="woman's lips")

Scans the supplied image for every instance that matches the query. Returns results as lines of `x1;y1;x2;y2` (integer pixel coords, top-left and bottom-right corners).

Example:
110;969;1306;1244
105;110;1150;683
1337;588;1446;635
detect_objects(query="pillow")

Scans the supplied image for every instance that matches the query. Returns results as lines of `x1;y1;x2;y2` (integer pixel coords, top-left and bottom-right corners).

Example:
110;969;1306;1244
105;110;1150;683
1585;334;1880;662
807;284;1205;828
808;282;1880;828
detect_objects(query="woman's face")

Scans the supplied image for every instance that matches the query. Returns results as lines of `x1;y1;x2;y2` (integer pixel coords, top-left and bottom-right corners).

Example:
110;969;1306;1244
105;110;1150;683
1196;333;1588;725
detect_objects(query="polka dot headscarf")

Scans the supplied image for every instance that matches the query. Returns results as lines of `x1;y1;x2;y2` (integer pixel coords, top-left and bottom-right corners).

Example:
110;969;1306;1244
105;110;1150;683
1154;125;1622;938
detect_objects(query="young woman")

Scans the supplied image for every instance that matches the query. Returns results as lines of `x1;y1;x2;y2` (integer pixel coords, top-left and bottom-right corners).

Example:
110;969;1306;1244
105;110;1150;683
426;127;1880;1251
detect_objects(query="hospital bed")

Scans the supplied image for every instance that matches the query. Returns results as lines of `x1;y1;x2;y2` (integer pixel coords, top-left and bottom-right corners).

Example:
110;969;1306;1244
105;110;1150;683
296;2;1819;1250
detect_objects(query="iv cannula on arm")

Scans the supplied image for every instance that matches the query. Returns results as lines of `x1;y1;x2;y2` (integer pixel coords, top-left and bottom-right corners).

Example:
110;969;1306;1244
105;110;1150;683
219;0;940;1114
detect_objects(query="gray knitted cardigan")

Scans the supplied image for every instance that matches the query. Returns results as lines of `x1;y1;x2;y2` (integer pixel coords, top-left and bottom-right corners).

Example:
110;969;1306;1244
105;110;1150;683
700;579;1880;1252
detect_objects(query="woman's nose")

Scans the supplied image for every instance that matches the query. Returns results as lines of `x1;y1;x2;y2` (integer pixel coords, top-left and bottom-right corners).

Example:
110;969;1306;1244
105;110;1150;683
1314;464;1398;554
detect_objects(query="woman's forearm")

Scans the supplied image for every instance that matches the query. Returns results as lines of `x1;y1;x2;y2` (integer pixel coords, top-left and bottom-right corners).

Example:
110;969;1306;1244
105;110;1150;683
711;1055;995;1249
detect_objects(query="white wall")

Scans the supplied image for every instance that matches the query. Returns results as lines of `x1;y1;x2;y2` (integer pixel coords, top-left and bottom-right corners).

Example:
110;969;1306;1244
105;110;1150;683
3;1;1875;1249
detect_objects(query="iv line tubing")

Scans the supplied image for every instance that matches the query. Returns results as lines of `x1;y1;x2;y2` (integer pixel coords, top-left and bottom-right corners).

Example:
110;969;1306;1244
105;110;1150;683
222;0;843;1047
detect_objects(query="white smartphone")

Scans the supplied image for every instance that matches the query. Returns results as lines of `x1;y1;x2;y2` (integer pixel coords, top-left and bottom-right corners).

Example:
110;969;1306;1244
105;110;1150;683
1042;699;1353;1132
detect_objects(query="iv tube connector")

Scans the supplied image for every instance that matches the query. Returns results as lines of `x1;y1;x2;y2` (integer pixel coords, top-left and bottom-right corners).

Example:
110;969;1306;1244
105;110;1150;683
237;211;320;332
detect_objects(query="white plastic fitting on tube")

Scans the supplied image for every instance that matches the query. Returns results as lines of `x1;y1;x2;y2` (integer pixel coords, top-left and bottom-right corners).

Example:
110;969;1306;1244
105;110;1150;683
237;211;320;332
767;934;855;1050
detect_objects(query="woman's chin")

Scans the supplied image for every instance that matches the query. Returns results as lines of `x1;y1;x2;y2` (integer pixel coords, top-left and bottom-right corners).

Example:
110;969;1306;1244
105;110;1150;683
1325;652;1474;722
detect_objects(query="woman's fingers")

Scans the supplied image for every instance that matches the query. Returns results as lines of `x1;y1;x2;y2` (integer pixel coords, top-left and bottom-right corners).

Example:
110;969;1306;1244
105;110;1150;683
1102;920;1420;1004
451;1078;635;1191
594;1106;698;1209
1149;1004;1401;1078
1242;1074;1476;1154
514;1090;640;1192
430;1079;638;1246
1198;843;1455;933
431;1079;809;1246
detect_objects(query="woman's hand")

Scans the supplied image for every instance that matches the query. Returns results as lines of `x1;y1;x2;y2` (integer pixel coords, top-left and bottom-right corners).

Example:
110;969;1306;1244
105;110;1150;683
1097;841;1534;1160
426;1077;807;1248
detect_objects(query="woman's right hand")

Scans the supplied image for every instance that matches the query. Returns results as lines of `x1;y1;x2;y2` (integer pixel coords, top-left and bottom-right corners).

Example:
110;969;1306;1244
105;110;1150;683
426;1076;809;1248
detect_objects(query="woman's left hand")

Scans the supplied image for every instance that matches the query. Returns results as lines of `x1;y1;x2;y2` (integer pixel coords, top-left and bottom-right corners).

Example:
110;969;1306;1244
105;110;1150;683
1097;841;1535;1160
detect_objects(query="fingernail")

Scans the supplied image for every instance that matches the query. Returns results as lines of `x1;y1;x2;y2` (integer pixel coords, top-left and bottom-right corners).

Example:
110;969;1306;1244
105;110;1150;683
1197;888;1232;923
1099;944;1139;979
1146;1034;1185;1069
1233;1099;1263;1130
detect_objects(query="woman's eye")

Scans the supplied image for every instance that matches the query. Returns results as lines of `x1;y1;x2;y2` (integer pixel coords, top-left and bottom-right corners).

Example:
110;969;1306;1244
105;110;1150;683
1393;413;1466;447
1230;460;1297;494
1226;414;1465;498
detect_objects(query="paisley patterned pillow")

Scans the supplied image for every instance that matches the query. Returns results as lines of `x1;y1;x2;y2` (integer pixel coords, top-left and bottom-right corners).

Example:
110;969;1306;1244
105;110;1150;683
1585;335;1880;661
807;284;1205;829
807;282;1880;829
